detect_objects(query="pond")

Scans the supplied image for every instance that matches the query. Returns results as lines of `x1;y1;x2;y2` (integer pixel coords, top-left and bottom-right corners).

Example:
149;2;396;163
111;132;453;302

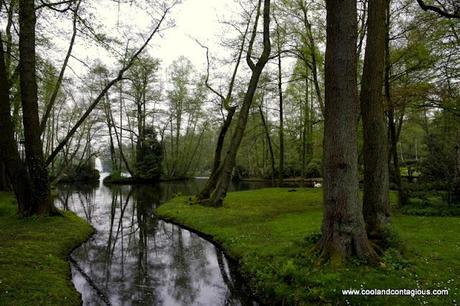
55;177;279;306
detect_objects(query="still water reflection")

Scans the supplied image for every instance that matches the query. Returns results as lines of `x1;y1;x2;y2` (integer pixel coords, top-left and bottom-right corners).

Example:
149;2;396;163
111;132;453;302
55;178;277;306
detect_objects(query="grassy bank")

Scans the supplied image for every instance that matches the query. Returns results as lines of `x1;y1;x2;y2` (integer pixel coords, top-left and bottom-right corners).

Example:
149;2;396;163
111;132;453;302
0;192;94;305
157;188;460;305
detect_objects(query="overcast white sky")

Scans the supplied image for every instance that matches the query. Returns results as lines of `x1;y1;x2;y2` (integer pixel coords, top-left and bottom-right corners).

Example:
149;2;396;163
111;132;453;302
152;0;235;67
65;0;238;78
33;0;296;91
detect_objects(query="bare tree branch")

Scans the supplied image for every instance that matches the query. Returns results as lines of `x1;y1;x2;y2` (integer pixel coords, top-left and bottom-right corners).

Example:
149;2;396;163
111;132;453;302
416;0;460;19
40;0;81;134
45;2;177;166
36;0;75;12
246;0;262;71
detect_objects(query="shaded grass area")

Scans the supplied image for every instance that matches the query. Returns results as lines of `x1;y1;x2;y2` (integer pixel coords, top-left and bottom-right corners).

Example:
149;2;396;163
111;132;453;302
157;188;460;305
0;192;94;305
402;193;460;216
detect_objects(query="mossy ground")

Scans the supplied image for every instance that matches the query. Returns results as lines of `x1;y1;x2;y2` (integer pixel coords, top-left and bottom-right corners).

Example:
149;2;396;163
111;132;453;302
0;192;94;306
157;188;460;305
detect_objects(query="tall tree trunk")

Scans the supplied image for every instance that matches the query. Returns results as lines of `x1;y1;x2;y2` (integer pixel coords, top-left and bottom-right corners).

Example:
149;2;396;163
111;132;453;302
384;0;407;206
318;0;378;265
360;0;391;241
39;0;81;134
0;33;34;215
108;124;117;170
196;106;236;200
195;17;250;201
275;23;284;184
208;68;268;206
301;67;310;177
108;95;134;176
277;47;284;185
259;105;275;182
299;2;324;115
136;94;144;172
205;0;271;207
18;0;55;215
119;82;124;170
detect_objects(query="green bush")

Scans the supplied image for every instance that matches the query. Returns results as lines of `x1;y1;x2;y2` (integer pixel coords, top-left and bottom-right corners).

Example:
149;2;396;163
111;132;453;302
135;127;163;180
305;159;322;178
58;163;100;183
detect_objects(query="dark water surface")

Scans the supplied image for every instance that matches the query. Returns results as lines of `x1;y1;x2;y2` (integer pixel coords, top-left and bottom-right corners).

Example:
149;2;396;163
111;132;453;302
55;177;277;306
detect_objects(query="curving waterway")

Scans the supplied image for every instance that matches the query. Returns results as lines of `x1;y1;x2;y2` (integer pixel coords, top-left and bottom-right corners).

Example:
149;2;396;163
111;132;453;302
55;177;278;306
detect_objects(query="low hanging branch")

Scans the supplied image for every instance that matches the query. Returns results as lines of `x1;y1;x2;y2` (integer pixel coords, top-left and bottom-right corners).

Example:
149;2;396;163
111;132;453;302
416;0;460;19
45;2;177;166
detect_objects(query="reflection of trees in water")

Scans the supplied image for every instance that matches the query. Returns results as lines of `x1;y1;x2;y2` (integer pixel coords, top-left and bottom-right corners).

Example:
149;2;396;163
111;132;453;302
158;180;207;204
169;227;199;305
75;185;97;222
215;247;255;306
61;180;254;305
104;187;133;288
188;232;213;285
56;183;98;221
131;185;161;305
57;187;72;211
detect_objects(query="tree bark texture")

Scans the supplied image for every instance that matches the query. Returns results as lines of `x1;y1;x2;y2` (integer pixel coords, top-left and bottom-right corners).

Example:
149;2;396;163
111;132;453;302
196;14;250;201
360;0;391;240
206;0;271;206
0;33;35;215
19;0;54;215
318;0;378;265
196;106;236;200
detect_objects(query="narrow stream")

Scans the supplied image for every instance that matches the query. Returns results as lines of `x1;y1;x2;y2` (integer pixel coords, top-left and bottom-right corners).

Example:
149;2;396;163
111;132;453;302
55;177;275;305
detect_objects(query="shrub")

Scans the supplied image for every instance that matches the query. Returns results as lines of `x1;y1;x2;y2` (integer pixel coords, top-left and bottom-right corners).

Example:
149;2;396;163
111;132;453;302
58;163;99;183
305;159;322;178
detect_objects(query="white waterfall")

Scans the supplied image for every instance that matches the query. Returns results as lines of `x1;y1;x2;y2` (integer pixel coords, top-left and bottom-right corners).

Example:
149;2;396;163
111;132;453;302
94;157;103;172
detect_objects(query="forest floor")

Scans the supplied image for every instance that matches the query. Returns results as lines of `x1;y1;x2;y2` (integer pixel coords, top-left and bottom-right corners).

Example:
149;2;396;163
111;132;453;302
0;192;94;306
157;188;460;305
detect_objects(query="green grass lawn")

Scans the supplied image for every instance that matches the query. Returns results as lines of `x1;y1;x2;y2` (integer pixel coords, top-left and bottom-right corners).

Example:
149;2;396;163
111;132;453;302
157;188;460;305
0;192;94;306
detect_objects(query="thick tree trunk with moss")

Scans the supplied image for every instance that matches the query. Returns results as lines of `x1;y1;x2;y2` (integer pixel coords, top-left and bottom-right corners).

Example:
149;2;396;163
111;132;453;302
209;61;269;206
0;34;35;215
318;0;378;265
360;0;391;241
196;14;250;202
19;0;55;215
197;106;236;200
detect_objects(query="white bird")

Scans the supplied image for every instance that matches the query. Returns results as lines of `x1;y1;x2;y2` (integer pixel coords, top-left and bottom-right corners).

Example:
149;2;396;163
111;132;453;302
313;182;322;188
